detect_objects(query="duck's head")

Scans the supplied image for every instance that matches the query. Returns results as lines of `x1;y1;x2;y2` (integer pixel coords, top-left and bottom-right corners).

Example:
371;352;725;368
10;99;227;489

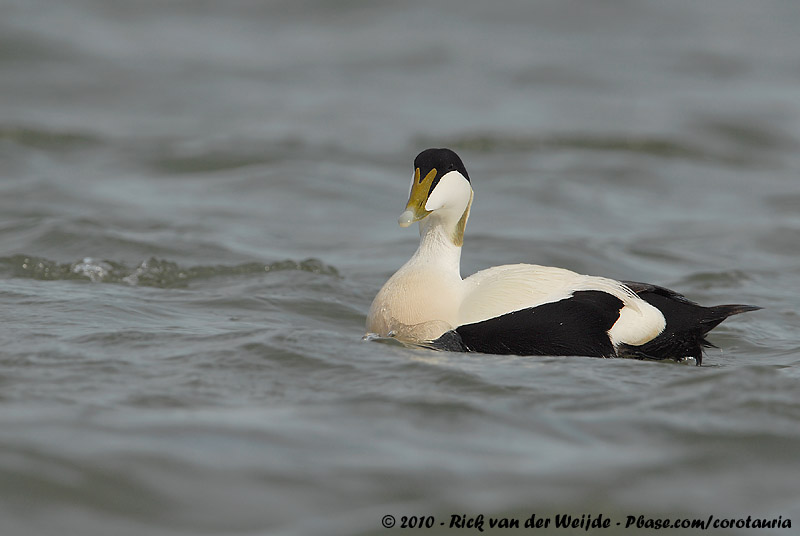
398;148;474;245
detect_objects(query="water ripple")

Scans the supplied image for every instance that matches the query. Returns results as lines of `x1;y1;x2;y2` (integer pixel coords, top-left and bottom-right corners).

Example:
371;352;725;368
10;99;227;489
415;132;740;164
0;254;339;288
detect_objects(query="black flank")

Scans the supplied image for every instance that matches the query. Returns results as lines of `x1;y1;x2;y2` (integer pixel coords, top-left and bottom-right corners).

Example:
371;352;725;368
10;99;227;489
433;290;624;357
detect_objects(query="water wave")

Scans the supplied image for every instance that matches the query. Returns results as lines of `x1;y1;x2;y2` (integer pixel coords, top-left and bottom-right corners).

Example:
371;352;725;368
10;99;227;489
414;132;747;165
0;255;338;288
0;125;101;151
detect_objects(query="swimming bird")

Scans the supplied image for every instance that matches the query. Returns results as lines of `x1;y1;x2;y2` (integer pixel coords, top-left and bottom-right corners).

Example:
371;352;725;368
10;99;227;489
365;148;759;365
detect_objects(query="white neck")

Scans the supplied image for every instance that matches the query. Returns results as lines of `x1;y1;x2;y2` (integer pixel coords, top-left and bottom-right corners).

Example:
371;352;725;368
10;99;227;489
409;214;464;279
364;171;473;339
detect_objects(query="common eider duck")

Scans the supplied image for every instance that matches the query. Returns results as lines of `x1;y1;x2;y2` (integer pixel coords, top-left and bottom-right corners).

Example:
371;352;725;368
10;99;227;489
365;148;759;365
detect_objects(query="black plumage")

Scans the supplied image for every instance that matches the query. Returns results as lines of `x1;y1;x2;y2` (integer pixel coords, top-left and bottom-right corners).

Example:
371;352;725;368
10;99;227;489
433;291;623;357
431;285;760;365
617;281;761;365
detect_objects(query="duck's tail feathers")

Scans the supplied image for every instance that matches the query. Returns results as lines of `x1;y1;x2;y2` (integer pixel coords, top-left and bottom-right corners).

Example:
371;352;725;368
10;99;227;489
700;304;762;333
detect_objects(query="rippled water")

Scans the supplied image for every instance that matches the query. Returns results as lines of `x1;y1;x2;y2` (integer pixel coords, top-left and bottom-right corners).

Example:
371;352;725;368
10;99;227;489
2;0;800;535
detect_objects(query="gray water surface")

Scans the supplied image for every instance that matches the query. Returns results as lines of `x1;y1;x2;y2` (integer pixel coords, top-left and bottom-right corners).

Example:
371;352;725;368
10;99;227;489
2;1;800;535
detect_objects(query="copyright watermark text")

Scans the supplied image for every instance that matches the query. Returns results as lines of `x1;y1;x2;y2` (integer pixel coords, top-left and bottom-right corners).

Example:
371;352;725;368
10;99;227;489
379;513;791;531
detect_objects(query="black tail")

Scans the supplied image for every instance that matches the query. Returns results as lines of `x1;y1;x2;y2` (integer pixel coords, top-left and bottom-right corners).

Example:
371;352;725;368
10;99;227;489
619;281;760;365
700;304;762;333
